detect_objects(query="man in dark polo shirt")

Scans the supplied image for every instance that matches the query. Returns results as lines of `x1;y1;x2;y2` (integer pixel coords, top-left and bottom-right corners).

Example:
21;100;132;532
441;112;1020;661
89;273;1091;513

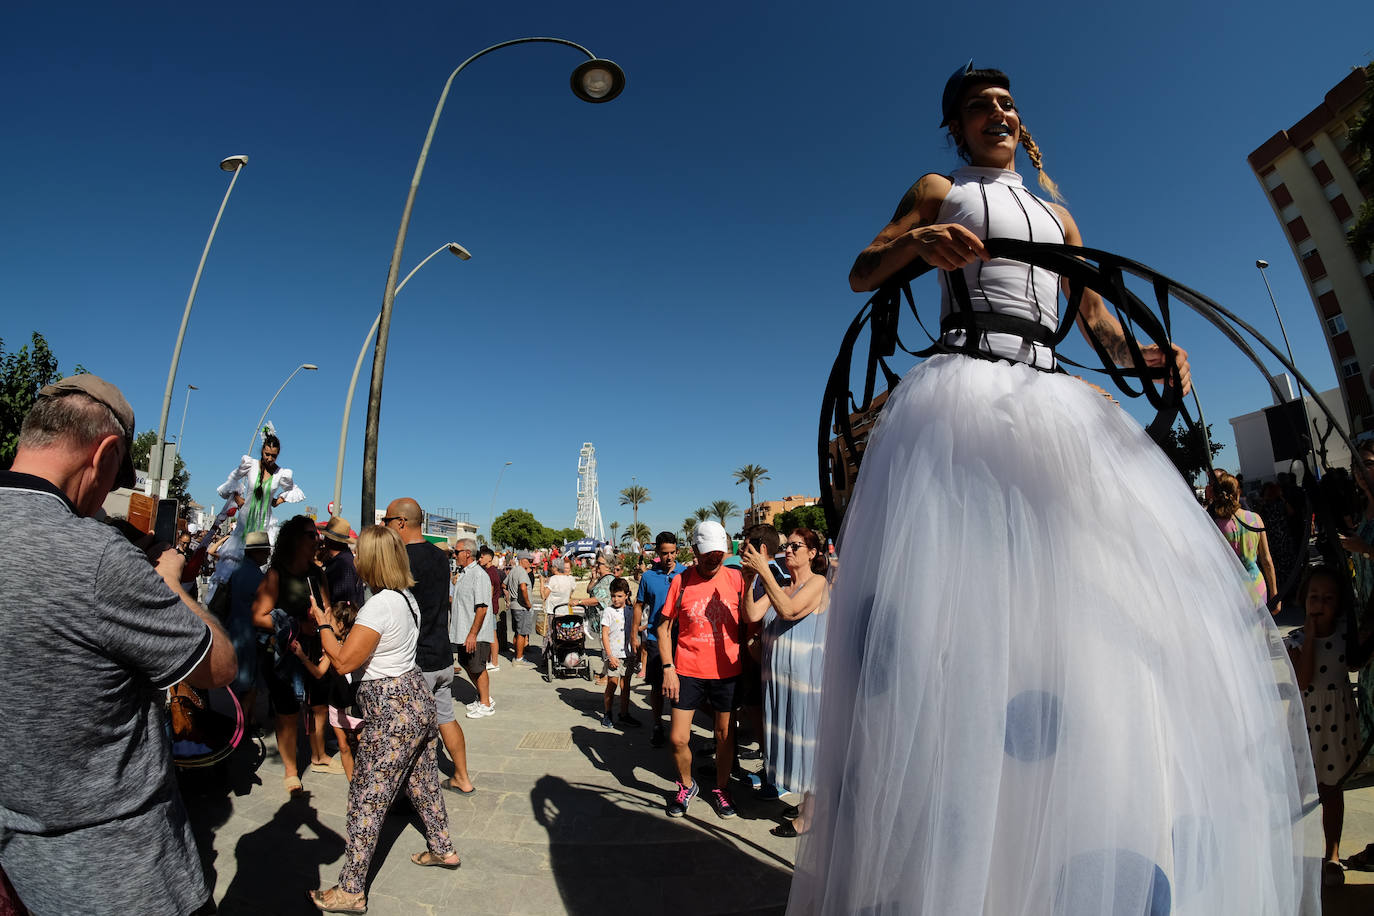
383;498;475;794
0;375;236;915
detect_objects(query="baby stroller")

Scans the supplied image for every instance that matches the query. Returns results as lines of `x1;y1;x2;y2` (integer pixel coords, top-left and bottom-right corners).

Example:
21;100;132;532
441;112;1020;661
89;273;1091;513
544;612;591;682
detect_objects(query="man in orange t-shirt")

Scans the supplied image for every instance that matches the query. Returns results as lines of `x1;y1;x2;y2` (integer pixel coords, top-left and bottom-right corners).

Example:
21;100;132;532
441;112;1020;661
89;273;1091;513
656;520;746;819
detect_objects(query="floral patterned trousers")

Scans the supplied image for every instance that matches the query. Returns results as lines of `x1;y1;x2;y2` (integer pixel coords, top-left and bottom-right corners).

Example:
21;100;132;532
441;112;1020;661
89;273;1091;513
337;668;455;893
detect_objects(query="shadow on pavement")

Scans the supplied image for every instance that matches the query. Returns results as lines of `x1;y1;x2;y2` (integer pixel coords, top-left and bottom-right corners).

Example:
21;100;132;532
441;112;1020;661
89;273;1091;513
530;775;791;915
217;793;345;914
567;723;663;794
1326;883;1374;915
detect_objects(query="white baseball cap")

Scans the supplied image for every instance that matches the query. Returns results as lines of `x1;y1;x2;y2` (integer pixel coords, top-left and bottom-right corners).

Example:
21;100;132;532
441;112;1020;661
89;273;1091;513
693;520;729;554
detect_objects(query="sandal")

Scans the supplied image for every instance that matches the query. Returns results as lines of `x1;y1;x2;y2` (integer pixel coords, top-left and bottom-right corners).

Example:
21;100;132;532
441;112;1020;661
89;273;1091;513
308;885;367;913
442;779;477;797
770;821;803;838
283;775;303;794
411;851;461;870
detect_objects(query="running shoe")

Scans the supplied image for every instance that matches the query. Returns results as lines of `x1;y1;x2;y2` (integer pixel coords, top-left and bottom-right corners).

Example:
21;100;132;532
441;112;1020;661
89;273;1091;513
666;780;699;817
600;713;615;728
485;661;500;672
710;787;737;819
465;703;494;719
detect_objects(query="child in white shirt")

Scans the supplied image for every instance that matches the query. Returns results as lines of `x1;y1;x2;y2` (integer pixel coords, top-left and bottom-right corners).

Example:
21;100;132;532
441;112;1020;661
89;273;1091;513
600;579;641;729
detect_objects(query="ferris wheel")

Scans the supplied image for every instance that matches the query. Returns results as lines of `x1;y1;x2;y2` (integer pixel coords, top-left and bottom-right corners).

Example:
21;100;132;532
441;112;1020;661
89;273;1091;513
574;442;604;541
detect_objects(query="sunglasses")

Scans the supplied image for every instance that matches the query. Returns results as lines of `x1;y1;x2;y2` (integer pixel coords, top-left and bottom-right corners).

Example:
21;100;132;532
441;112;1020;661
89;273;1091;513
781;542;807;552
380;516;405;525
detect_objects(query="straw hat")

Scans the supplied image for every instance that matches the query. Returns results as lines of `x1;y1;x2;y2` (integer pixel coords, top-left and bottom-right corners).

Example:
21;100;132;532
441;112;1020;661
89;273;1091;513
321;516;355;545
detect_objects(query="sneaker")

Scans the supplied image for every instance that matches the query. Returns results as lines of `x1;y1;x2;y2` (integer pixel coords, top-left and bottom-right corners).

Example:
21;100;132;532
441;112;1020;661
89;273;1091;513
617;713;642;729
600;713;615;728
710;787;737;819
666;780;699;817
463;697;495;712
465;702;495;719
650;725;666;748
485;661;500;672
737;746;763;761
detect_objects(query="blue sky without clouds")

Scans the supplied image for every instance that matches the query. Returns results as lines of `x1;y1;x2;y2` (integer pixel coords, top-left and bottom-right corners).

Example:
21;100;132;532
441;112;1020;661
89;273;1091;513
3;1;1372;536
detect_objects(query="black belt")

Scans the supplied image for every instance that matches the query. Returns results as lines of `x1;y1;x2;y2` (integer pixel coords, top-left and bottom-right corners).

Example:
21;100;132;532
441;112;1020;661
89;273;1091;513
938;311;1057;349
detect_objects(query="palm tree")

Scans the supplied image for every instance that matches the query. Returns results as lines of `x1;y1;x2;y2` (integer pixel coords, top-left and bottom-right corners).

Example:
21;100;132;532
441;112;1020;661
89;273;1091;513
623;522;651;549
694;506;711;523
710;499;740;529
732;464;770;524
682;516;698;543
609;520;620;546
619;484;651;534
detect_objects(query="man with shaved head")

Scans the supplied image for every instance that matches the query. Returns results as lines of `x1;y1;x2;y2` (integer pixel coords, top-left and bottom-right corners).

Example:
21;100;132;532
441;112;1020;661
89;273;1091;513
383;498;475;794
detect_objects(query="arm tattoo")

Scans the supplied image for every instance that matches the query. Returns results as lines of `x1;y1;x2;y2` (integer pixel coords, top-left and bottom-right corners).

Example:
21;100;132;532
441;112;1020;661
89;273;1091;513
854;248;882;279
890;182;921;222
1086;314;1132;366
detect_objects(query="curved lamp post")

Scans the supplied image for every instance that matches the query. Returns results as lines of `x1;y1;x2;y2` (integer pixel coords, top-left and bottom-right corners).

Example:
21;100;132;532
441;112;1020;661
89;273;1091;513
332;242;471;518
488;460;513;543
359;37;626;523
248;363;318;456
1257;259;1317;477
151;155;249;495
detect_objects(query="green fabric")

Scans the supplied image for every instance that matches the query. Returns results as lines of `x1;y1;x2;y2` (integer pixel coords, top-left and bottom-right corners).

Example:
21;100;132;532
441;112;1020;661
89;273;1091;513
241;467;273;535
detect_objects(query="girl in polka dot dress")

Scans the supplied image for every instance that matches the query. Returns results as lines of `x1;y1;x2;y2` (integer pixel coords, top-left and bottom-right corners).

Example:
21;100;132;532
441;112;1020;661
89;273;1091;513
1285;567;1361;886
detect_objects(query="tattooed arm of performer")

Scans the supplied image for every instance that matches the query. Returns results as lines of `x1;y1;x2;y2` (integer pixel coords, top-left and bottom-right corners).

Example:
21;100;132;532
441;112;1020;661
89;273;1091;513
1056;206;1192;395
850;173;985;292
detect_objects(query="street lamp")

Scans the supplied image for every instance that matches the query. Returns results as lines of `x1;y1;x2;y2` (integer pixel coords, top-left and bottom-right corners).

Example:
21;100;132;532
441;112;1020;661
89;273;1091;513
488;461;513;543
248;364;318;456
174;383;198;452
1256;258;1317;476
150;154;249;496
359;37;626;523
332;242;471;517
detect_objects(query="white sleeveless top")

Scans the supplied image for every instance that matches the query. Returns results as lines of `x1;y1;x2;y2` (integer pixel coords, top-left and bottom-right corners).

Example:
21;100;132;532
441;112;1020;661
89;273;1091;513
936;166;1066;369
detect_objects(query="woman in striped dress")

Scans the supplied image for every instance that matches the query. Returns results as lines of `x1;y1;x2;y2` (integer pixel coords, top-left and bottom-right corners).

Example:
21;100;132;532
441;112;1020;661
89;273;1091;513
743;527;828;837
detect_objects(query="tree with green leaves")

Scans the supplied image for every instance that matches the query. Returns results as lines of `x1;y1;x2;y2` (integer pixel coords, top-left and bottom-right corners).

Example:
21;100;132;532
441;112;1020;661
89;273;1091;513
609;520;620;546
131;430;192;508
682;517;698;544
694;507;711;523
619;484;650;534
710;499;740;529
773;504;829;538
1347;61;1374;262
491;508;551;550
1158;420;1225;487
1;332;77;469
556;527;586;543
732;463;770;521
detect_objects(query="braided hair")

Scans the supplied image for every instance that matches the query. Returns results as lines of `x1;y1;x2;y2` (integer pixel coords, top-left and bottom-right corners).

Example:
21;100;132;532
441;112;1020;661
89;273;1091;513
1018;125;1063;203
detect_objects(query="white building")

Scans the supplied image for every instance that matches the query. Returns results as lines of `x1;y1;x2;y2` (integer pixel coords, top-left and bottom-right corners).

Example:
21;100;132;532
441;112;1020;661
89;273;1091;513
1228;375;1352;485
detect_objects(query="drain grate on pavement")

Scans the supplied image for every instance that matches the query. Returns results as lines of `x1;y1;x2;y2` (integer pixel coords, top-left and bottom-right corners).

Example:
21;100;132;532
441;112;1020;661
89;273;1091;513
517;730;574;751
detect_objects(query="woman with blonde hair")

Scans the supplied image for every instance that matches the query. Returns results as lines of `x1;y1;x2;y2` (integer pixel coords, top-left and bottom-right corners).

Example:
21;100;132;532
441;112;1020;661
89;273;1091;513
307;525;459;914
1208;470;1279;613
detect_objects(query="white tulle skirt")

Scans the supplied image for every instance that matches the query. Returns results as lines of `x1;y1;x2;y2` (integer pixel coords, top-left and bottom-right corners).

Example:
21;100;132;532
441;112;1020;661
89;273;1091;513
789;355;1319;915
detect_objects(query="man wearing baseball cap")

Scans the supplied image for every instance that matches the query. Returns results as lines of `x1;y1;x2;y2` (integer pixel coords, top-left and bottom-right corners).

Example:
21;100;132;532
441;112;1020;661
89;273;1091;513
655;520;747;819
0;374;236;914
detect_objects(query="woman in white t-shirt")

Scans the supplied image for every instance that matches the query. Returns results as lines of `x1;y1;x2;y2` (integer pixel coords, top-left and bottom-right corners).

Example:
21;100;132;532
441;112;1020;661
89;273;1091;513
307;526;459;914
542;558;576;617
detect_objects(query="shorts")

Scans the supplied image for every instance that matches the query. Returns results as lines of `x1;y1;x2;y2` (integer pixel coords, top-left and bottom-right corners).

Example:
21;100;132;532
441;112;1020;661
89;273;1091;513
265;660;323;716
672;674;739;713
422;667;457;724
644;650;664;687
603;656;631;681
512;605;534;637
453;641;491;680
329;705;364;730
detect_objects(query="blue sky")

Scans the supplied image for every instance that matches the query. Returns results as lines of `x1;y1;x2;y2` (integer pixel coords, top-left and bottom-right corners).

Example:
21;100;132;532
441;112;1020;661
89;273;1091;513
3;1;1372;537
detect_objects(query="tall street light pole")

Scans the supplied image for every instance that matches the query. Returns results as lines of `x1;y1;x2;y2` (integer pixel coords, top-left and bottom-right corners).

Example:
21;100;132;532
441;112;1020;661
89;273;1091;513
359;38;626;524
1257;258;1317;476
151;155;249;496
248;364;318;456
332;242;471;518
174;383;198;452
488;460;513;543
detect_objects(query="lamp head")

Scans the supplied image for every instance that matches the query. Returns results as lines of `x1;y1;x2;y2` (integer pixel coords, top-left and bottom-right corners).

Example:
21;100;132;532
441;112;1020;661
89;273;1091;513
1256;259;1269;269
447;243;473;261
570;58;626;104
220;155;249;172
303;364;318;371
188;384;199;390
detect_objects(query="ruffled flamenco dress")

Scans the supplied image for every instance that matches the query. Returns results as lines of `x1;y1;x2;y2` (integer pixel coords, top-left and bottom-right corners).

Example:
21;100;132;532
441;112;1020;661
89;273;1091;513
788;166;1318;915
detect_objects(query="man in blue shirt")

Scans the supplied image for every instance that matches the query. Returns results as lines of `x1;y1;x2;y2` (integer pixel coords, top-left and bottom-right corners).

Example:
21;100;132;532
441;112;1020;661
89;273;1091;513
634;531;687;747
